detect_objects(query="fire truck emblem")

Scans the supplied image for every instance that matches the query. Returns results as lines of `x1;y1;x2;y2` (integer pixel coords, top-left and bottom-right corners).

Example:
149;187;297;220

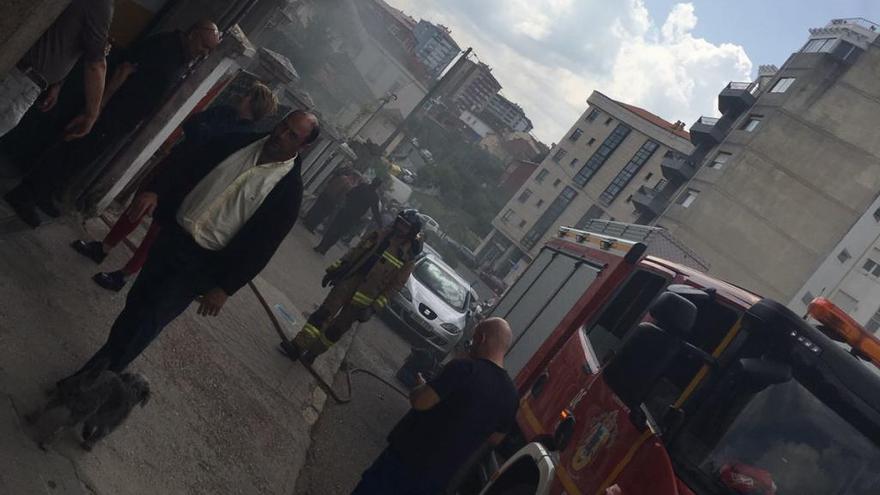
571;410;618;471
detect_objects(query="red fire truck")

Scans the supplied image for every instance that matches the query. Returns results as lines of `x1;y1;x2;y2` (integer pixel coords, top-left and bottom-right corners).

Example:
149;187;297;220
475;226;880;495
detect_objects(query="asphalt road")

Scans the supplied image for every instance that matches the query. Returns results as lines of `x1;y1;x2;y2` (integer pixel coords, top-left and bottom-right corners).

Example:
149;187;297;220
294;315;418;495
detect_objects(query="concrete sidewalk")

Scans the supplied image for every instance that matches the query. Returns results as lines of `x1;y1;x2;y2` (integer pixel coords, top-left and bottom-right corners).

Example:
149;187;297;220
0;217;352;494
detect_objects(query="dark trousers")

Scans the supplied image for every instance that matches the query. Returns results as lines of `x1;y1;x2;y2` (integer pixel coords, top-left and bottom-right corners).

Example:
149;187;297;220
351;449;445;495
13;113;133;203
316;213;358;254
303;192;336;232
74;225;215;375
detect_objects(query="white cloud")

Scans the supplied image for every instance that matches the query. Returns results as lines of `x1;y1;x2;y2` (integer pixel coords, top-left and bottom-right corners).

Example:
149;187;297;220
386;0;753;144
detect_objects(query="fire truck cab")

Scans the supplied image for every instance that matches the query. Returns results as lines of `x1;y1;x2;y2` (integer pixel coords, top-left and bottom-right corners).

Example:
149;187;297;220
476;226;880;495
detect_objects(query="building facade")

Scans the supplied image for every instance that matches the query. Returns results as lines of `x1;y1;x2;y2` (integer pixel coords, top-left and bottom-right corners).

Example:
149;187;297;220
441;59;502;114
653;18;880;331
413;20;460;79
484;93;533;133
473;90;693;280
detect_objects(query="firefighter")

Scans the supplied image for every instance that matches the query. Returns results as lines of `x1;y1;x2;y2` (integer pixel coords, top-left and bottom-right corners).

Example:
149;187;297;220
281;209;423;363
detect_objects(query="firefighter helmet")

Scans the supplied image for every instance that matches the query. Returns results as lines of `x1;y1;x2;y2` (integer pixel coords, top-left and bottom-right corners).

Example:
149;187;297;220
396;209;423;234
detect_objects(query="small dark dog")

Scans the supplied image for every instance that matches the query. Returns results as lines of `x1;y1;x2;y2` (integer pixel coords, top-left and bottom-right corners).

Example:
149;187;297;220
26;369;151;451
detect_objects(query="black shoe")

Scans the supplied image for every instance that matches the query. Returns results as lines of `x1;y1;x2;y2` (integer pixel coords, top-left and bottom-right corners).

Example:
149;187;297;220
313;246;327;255
92;271;127;292
277;341;302;360
3;188;41;228
35;196;60;218
71;240;107;264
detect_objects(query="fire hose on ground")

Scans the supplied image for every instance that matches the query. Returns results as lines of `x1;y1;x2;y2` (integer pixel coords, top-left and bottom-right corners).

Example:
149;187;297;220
100;214;409;404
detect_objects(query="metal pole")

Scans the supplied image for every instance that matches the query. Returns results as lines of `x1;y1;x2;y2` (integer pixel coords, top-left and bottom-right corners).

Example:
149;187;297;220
380;47;473;152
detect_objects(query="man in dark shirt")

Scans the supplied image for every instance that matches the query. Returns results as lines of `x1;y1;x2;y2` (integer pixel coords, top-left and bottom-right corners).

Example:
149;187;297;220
352;317;519;495
3;20;221;227
315;178;384;254
0;0;112;139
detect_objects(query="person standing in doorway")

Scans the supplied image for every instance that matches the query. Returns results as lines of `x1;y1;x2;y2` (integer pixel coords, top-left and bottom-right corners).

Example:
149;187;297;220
61;110;319;377
3;20;221;228
351;317;519;495
303;166;360;233
70;83;279;292
0;0;113;139
314;178;383;254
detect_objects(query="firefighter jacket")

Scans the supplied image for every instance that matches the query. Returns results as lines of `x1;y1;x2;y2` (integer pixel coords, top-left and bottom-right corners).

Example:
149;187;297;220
326;228;421;311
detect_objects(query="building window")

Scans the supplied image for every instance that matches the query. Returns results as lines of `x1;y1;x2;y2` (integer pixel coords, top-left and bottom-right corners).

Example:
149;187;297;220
771;77;796;93
867;306;880;333
535;169;550;183
553;178;562;187
862;256;880;278
709;151;732;169
522;186;577;249
801;291;815;306
604;117;613;126
656;178;669;190
741;115;762;132
599;139;660;205
802;38;836;53
569;158;579;168
569;128;583;141
588;137;596;146
573;124;632;186
645;172;653;181
501;209;514;223
518;219;527;229
874;207;880;222
586;108;600;122
626;195;633;203
552;148;568;163
838;249;852;263
518;188;533;203
677;189;699;208
536;199;545;207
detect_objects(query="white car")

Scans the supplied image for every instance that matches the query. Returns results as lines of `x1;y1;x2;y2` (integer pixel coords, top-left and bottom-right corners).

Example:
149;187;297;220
418;214;441;235
385;255;476;357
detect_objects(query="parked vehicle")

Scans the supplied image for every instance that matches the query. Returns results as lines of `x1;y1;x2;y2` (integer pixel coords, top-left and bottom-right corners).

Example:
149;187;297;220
385;255;477;358
474;225;880;495
478;270;507;296
418;213;441;235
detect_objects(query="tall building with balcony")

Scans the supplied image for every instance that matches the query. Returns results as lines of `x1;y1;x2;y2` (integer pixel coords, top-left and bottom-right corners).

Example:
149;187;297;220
440;59;503;113
653;18;880;330
473;91;693;280
483;93;533;133
413;21;461;79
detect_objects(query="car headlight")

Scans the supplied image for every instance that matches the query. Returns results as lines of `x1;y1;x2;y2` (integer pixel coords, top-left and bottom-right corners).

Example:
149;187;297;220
441;323;461;334
399;286;413;301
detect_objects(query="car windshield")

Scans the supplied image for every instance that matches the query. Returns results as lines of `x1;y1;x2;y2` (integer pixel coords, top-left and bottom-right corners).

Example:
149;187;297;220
414;259;468;311
671;377;880;494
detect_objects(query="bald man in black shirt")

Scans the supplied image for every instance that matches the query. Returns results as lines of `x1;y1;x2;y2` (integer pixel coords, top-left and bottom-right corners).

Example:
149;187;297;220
352;317;519;495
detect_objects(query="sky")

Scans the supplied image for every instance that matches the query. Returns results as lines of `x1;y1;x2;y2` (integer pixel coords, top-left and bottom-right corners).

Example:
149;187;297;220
385;0;880;144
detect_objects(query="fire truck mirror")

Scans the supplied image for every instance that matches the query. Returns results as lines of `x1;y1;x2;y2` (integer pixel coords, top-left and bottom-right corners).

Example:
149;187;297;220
736;358;792;388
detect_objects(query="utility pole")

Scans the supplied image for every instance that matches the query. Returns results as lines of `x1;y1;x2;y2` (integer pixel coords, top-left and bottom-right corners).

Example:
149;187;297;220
351;92;398;139
380;47;473;153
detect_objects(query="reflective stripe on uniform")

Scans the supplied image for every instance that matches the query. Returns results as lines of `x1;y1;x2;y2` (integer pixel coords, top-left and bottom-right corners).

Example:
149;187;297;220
328;260;342;270
381;250;404;269
351;291;374;307
302;323;321;338
374;295;388;308
318;331;334;349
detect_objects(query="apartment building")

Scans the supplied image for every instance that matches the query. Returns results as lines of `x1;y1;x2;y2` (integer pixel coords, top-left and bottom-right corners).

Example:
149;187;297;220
413;20;460;79
653;18;880;329
441;59;502;113
484;93;533;133
474;90;693;279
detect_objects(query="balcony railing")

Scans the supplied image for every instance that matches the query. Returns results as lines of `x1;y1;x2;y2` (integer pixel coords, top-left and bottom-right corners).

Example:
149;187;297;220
831;18;880;32
726;81;760;95
697;116;719;126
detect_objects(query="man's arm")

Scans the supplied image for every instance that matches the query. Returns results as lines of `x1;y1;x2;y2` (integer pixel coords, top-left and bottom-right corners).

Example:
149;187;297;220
409;359;472;411
63;59;107;140
409;379;441;411
100;61;136;107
